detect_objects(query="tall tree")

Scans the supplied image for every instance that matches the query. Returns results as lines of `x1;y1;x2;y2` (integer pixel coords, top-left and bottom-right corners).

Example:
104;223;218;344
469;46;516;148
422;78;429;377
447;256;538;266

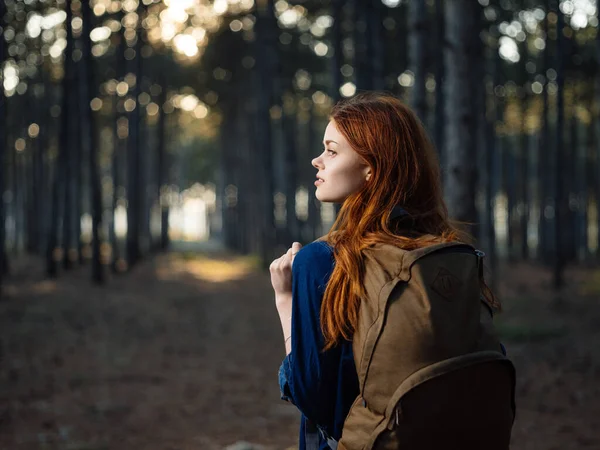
156;74;169;251
330;0;343;101
126;2;145;268
408;0;427;122
35;71;50;258
73;41;84;265
484;18;501;286
47;0;74;277
0;0;6;295
538;0;551;261
283;97;299;243
443;0;479;226
219;102;238;250
518;2;530;260
307;103;321;240
62;52;76;269
353;0;371;90
553;0;566;289
472;3;486;244
596;4;600;261
110;17;126;270
81;0;104;283
25;81;40;254
573;87;587;261
367;0;385;91
255;0;277;265
433;0;445;161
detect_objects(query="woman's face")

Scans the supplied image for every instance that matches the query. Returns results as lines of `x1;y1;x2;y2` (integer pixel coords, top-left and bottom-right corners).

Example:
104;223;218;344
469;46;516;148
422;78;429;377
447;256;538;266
311;120;371;203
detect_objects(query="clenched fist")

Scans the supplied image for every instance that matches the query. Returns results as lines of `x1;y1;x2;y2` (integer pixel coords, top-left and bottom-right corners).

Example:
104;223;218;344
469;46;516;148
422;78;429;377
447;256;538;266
269;242;303;295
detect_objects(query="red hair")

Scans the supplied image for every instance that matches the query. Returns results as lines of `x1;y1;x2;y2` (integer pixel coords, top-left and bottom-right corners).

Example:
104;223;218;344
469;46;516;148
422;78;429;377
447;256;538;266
321;92;497;350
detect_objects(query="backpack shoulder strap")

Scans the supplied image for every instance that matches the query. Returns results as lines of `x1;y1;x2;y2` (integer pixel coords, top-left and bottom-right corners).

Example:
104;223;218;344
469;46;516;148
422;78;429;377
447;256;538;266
397;242;476;281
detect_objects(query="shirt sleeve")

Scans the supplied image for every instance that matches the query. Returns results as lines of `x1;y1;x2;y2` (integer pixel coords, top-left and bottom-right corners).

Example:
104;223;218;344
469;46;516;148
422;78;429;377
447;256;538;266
278;241;342;427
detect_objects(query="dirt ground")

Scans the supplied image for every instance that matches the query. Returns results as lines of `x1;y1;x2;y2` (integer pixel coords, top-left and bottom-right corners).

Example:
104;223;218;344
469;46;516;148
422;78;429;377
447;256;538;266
0;243;599;450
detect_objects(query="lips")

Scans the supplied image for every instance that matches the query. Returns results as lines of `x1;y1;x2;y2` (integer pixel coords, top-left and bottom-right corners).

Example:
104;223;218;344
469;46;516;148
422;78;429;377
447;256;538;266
315;175;324;186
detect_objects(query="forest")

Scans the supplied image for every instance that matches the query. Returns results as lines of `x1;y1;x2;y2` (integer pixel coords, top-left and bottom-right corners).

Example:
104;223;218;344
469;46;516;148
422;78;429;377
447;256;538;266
0;0;599;449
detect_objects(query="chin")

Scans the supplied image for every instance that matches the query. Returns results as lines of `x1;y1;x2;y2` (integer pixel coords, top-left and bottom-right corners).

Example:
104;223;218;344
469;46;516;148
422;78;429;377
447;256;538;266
315;190;342;203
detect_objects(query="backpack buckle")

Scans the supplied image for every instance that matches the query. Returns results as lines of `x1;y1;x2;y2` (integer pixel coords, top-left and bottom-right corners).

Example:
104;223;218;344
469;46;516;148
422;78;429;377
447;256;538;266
475;249;485;280
387;406;402;430
394;406;402;427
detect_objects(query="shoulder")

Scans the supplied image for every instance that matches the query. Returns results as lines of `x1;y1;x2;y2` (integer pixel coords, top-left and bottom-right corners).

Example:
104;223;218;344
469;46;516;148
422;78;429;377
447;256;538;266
294;241;334;267
291;241;335;309
292;241;335;276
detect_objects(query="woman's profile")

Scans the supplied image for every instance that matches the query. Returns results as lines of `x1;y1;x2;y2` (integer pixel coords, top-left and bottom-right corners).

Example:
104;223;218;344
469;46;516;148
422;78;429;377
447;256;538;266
269;92;515;450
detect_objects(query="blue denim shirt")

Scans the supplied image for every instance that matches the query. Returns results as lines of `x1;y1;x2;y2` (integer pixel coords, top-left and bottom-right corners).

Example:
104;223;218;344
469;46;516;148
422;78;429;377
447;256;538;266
278;240;359;450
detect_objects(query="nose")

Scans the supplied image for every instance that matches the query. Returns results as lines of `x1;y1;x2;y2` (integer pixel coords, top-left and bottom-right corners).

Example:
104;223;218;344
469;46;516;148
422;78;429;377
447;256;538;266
312;155;323;170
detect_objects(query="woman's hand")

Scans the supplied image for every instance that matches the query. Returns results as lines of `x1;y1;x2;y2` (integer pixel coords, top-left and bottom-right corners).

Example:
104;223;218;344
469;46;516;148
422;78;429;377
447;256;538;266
270;242;302;295
270;242;302;356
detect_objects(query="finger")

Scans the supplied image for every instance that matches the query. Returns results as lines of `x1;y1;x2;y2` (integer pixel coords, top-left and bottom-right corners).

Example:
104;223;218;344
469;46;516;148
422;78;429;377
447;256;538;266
282;248;294;268
269;257;280;272
291;242;302;262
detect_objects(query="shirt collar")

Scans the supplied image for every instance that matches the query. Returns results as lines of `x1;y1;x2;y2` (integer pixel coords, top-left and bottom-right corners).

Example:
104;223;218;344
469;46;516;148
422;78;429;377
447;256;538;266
389;205;408;220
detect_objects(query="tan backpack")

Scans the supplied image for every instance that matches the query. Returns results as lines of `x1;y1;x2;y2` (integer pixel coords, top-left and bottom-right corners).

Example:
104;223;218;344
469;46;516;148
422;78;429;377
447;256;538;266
331;240;516;450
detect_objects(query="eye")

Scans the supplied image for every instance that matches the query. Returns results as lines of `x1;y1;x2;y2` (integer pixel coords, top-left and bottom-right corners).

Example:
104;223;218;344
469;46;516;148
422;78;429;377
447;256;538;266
325;149;337;156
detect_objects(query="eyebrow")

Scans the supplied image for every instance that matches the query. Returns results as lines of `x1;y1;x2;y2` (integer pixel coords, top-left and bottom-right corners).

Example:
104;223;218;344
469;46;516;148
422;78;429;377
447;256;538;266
323;139;338;146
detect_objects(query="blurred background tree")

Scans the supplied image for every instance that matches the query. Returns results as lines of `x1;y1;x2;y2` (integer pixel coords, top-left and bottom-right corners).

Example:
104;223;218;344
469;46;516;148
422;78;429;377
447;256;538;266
0;0;599;296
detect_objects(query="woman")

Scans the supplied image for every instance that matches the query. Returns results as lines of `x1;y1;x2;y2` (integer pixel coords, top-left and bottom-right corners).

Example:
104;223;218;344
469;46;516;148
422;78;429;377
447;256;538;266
270;92;507;450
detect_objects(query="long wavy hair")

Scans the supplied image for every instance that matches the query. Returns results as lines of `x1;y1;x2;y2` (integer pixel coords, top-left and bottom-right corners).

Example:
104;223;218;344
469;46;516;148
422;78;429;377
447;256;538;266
321;92;498;350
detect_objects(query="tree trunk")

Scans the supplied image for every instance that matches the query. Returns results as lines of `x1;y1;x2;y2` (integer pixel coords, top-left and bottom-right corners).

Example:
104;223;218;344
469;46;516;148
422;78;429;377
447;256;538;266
538;0;551;262
518;19;529;260
110;111;122;270
25;85;39;254
126;5;144;268
81;0;104;283
157;74;169;251
283;100;299;243
408;0;427;122
140;109;150;254
63;55;77;270
443;0;479;226
330;0;343;102
307;106;321;241
110;22;125;271
570;95;586;262
368;0;385;91
255;0;277;265
597;12;600;261
219;103;234;250
505;134;517;260
484;22;500;288
553;1;566;289
353;0;371;91
47;0;74;278
434;0;445;162
73;44;84;265
574;98;587;261
13;132;22;252
0;0;6;295
236;102;251;253
35;71;50;258
472;4;486;244
584;91;594;264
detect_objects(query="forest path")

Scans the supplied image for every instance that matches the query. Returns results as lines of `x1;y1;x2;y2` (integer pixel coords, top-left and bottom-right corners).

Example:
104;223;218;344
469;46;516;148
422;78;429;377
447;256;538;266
0;242;298;450
0;244;599;449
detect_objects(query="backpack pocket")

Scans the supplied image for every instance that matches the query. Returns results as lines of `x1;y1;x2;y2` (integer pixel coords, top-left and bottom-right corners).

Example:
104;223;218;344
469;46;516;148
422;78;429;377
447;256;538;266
369;352;515;450
338;395;385;450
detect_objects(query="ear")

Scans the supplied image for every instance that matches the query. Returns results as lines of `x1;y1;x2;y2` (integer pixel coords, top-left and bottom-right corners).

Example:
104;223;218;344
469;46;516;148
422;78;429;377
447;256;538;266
364;166;372;182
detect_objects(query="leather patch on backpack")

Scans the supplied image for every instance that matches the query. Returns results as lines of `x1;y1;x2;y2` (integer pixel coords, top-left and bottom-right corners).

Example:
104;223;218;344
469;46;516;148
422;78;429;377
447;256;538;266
431;267;462;300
